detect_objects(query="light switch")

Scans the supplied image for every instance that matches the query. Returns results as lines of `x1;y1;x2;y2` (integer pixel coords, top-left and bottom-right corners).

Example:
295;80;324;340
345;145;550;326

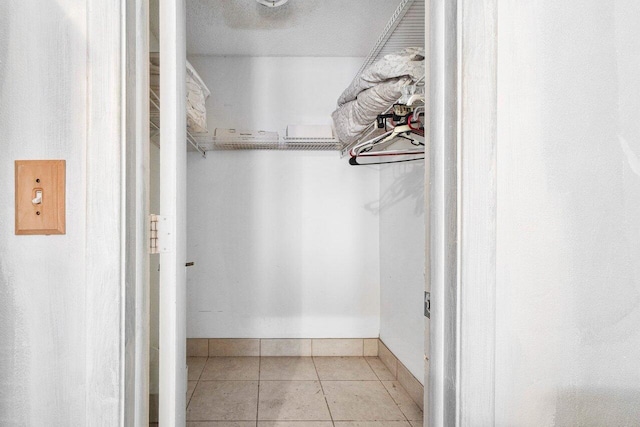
15;160;66;235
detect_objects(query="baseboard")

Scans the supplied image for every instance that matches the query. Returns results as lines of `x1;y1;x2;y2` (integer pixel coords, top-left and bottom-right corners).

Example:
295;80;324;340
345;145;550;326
187;338;380;357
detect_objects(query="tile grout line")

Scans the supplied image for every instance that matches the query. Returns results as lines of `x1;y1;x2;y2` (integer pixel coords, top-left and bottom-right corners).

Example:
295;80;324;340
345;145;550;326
365;357;417;424
257;341;262;423
379;339;425;413
380;378;412;424
186;378;198;412
379;377;412;424
196;357;207;381
363;355;408;422
186;356;208;417
312;356;336;426
364;356;384;381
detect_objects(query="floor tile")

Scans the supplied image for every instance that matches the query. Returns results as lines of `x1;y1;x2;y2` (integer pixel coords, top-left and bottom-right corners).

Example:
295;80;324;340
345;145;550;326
188;357;208;380
365;357;396;381
314;357;378;381
382;381;423;421
260;357;318;381
186;423;255;427
188;380;198;404
334;423;411;427
187;381;259;421
258;381;331;421
322;381;406;421
258;423;333;427
201;357;260;381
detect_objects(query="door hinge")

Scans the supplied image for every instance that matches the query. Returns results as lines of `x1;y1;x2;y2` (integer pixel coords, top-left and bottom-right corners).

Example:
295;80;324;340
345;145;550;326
149;214;171;254
424;291;430;318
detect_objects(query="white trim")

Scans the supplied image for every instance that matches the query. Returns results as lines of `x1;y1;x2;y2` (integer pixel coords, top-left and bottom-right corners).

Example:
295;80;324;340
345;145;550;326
159;0;188;424
458;0;497;424
428;0;458;425
423;0;432;419
429;0;498;425
86;0;125;423
123;0;151;424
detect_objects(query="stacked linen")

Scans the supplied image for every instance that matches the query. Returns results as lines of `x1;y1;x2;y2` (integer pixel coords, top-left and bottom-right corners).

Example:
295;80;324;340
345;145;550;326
331;47;425;145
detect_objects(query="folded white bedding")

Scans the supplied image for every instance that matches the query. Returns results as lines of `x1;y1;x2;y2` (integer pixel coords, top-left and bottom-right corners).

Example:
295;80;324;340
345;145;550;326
332;48;425;144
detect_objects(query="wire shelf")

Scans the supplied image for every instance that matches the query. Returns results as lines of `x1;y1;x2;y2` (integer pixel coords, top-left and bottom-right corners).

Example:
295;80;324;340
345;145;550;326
151;88;340;153
354;0;425;78
149;1;424;157
149;87;208;157
192;136;342;151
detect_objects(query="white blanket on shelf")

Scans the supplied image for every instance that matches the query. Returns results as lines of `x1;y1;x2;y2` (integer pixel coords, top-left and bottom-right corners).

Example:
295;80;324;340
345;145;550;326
332;47;425;145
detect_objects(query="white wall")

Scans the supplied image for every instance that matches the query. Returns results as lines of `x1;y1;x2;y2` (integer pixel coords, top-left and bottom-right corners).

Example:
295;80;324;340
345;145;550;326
496;1;640;424
186;57;381;338
187;56;364;134
379;161;426;383
0;1;87;424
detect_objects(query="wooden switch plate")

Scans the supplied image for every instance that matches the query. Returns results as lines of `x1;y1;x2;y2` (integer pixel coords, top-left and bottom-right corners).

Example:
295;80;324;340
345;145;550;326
15;160;66;235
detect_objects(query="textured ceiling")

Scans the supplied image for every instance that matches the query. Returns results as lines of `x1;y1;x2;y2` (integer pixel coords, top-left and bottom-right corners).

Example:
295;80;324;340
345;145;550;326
185;0;404;56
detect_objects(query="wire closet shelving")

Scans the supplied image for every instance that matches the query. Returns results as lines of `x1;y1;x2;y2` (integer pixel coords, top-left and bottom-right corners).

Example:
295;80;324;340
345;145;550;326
149;87;208;157
150;0;425;154
192;136;342;151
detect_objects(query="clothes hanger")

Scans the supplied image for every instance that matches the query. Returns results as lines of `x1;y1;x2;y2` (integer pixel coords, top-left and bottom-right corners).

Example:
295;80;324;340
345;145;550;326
349;152;425;165
348;135;425;165
349;114;424;165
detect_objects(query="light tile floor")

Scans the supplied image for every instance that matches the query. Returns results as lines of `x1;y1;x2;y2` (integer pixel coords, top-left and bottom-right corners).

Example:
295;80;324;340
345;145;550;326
183;356;423;426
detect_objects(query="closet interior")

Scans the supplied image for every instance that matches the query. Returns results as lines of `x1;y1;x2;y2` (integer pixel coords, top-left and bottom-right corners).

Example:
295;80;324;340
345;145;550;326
149;0;427;424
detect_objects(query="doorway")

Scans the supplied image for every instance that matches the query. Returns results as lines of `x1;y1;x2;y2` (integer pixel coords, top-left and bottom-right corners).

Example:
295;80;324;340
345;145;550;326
141;4;426;426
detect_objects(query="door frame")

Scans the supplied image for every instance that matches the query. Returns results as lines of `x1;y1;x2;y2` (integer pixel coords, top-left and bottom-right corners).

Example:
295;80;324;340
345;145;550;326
428;0;498;425
114;0;501;425
123;0;151;424
158;0;188;425
120;0;189;424
85;0;145;424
